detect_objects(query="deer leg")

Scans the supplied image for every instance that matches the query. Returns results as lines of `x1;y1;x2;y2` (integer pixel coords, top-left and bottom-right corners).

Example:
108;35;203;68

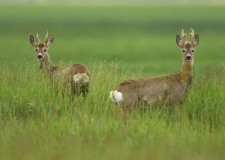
71;83;79;97
80;83;89;99
120;92;138;113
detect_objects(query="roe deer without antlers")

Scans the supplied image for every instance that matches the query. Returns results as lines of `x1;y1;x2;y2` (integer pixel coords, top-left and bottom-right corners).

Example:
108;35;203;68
110;28;199;110
29;32;91;98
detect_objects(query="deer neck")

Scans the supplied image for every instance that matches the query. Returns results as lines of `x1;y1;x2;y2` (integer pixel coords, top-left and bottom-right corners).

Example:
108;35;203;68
39;55;56;73
178;59;193;85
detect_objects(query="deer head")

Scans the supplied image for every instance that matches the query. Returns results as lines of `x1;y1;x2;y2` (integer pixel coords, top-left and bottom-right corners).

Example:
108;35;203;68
29;32;54;61
176;28;199;63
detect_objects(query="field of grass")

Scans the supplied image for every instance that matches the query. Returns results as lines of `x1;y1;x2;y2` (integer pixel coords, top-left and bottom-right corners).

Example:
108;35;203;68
0;4;225;160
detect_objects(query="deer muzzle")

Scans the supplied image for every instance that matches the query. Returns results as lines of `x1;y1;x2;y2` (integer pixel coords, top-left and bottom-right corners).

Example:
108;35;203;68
185;53;192;62
37;53;43;60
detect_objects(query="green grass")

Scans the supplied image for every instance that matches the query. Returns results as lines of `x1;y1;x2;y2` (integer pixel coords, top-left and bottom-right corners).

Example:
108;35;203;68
0;4;225;160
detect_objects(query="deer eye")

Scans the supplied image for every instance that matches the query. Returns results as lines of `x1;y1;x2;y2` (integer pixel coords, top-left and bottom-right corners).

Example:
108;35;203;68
182;50;185;53
192;50;194;52
44;49;47;52
35;49;38;52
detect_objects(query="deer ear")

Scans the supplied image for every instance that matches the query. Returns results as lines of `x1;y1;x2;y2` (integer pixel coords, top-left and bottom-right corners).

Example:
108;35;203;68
176;35;183;47
46;34;54;47
192;34;199;47
29;34;38;47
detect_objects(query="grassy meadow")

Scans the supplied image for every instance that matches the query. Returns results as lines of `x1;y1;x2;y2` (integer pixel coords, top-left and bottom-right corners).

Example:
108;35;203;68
0;4;225;160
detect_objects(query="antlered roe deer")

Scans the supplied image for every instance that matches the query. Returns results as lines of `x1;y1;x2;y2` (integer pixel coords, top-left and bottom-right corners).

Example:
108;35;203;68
29;32;91;98
110;28;199;110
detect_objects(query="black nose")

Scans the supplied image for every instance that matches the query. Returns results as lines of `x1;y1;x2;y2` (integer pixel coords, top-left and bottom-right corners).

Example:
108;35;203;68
37;55;43;59
186;56;191;61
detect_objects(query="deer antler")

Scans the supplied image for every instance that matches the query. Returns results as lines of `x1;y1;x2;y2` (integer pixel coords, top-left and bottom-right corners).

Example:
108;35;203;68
181;29;187;43
36;33;40;43
189;28;195;43
43;31;49;43
177;29;187;47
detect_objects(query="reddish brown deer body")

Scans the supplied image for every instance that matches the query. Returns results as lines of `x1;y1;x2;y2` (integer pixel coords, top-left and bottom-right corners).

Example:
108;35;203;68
110;29;199;110
29;32;91;98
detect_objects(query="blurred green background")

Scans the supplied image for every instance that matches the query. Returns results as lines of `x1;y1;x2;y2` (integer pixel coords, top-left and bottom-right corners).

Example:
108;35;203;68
0;2;224;76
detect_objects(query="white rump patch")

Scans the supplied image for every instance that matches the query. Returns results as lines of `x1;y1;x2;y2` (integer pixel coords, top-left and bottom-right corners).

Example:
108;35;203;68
110;90;124;104
73;73;90;83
